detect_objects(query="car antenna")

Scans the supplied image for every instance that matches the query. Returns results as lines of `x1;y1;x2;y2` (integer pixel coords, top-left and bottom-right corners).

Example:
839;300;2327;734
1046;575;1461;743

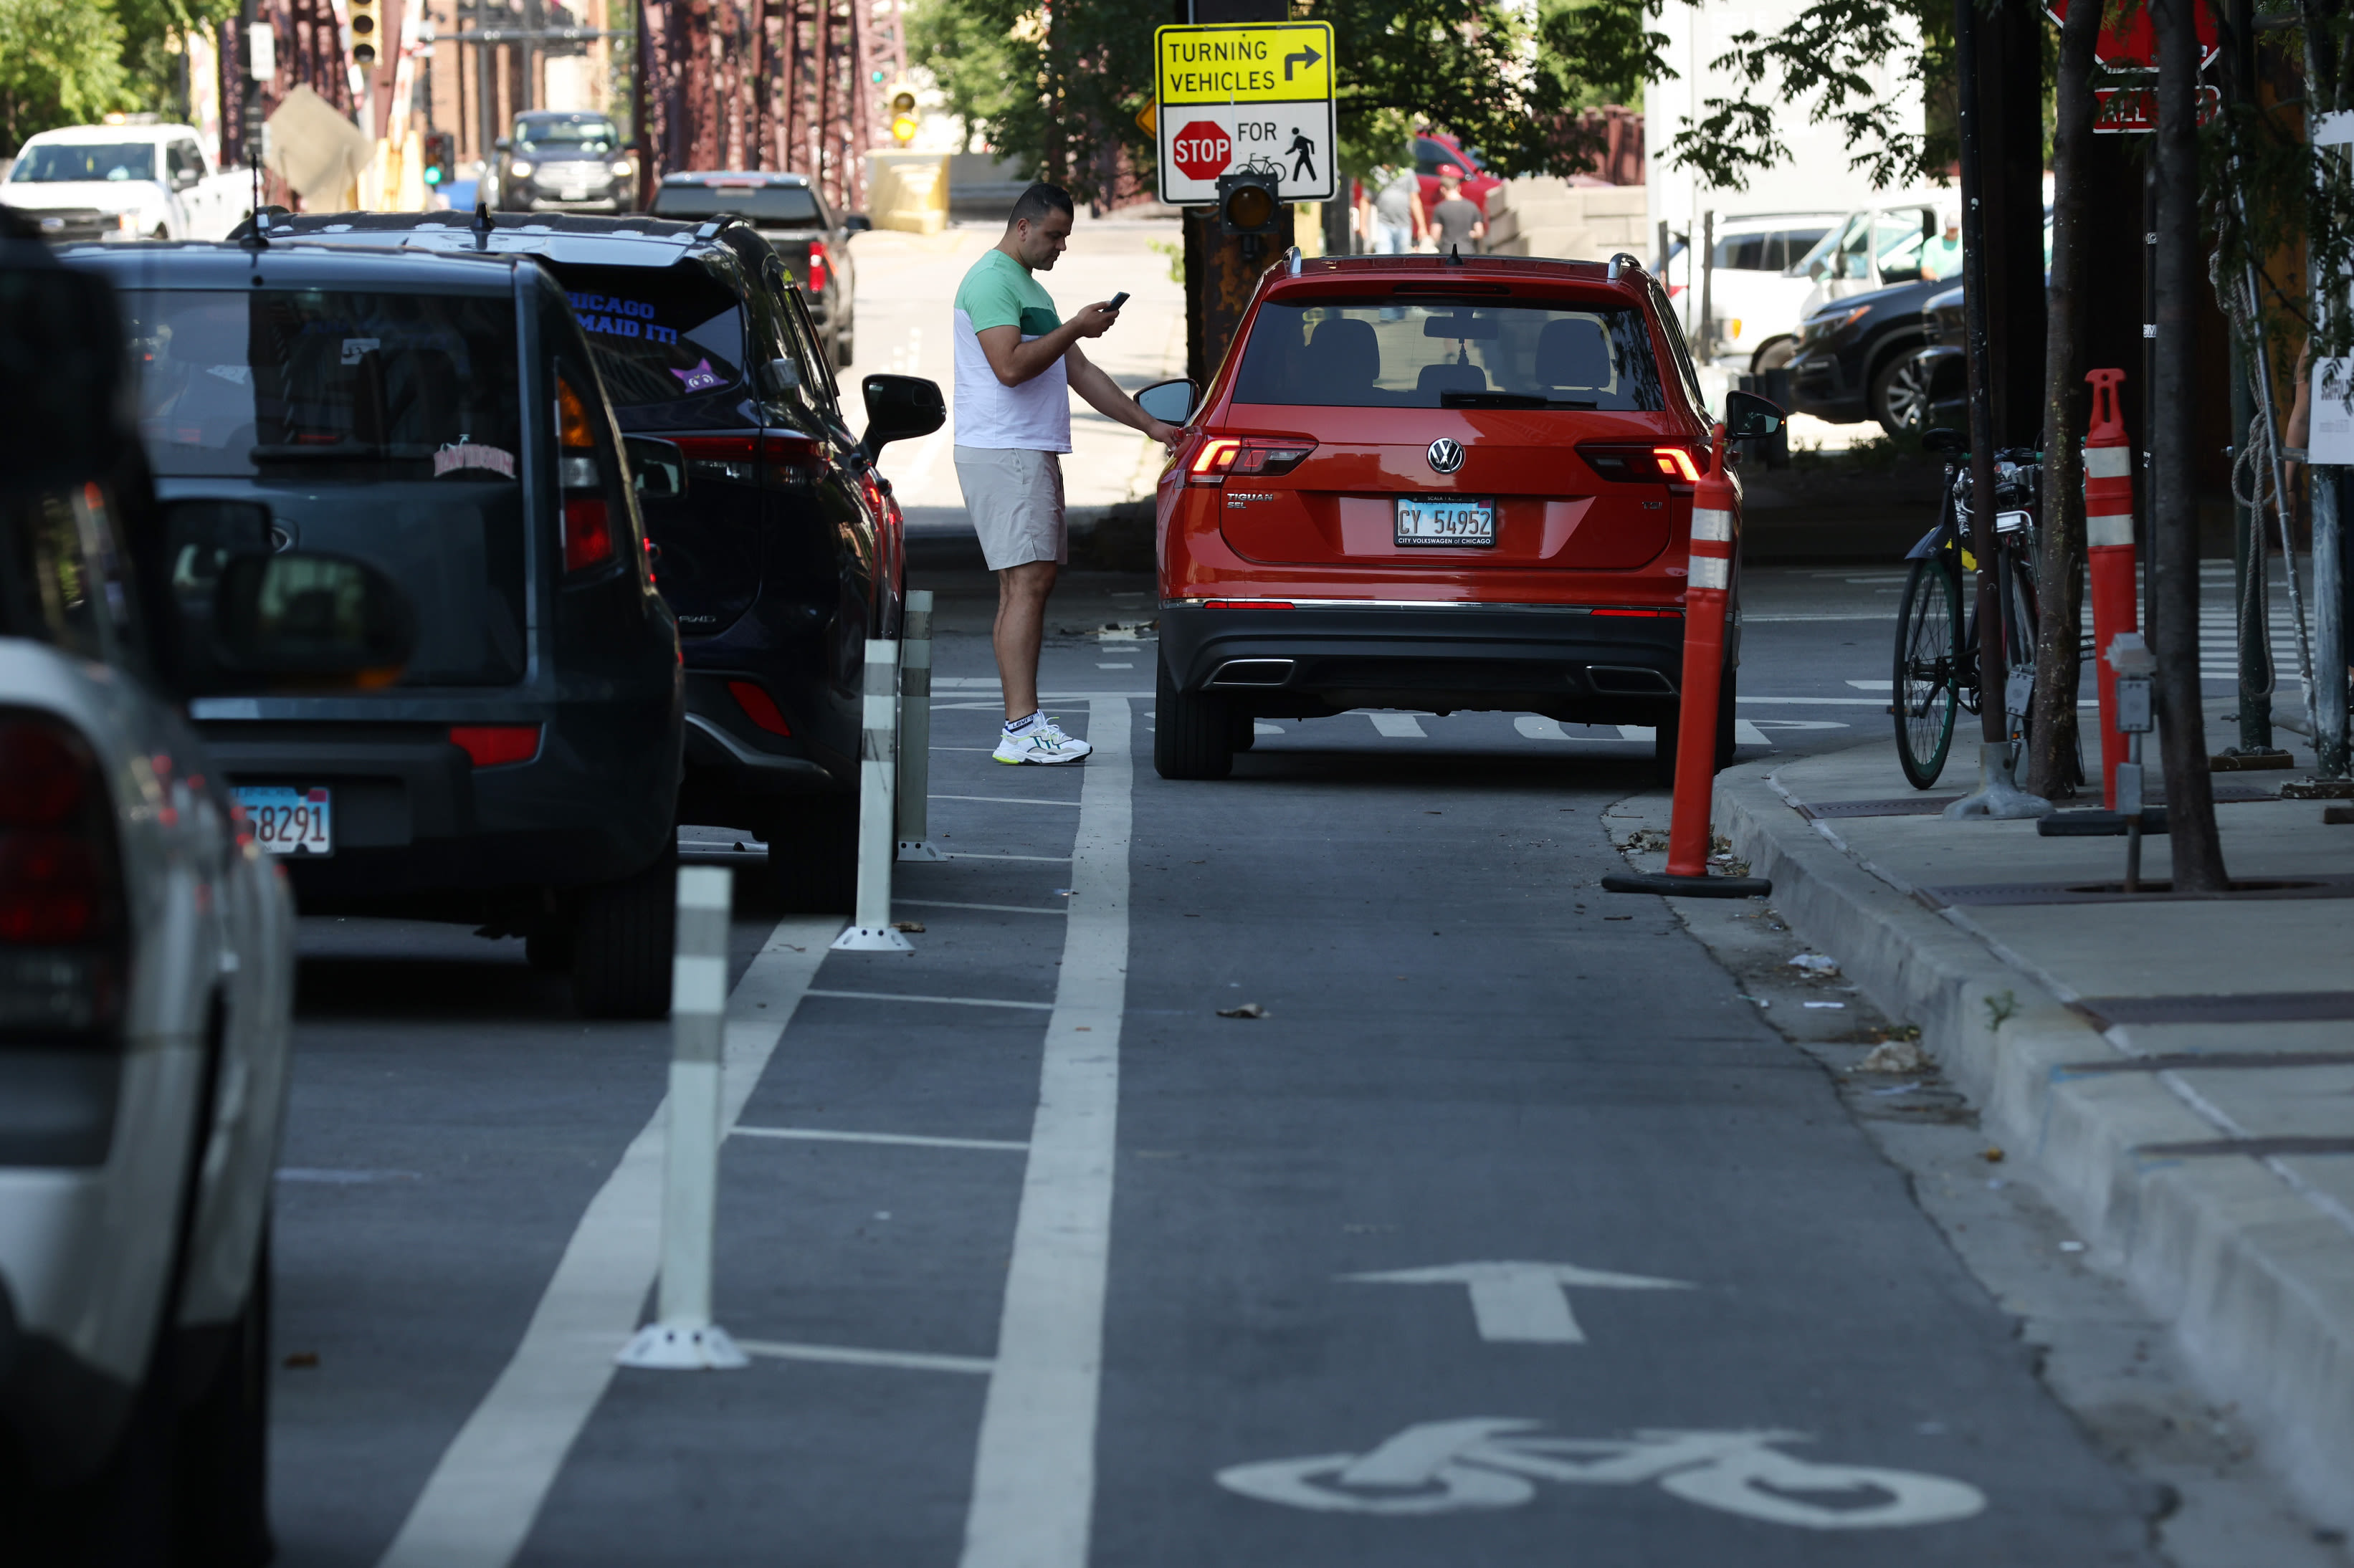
1285;244;1302;277
472;199;495;249
1447;243;1462;267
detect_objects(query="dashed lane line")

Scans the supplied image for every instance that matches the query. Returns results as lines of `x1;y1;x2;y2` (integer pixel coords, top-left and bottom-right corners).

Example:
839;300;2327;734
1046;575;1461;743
804;988;1054;1011
730;1126;1029;1152
959;697;1132;1568
372;916;842;1568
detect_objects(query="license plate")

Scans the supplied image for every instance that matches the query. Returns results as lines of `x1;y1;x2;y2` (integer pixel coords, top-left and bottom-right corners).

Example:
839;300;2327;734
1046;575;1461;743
234;786;333;856
1396;497;1496;547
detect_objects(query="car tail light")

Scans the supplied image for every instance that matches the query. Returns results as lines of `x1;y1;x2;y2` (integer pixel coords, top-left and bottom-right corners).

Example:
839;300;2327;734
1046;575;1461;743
1576;442;1701;484
807;239;829;296
557;376;617;573
448;725;542;768
727;680;793;737
0;713;125;1041
1188;437;1315;485
672;434;762;486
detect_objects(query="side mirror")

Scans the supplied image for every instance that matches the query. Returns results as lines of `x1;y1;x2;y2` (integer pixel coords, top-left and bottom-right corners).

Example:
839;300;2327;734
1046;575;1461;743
842;213;873;233
1808;259;1826;280
495;137;512;152
211;552;414;685
1921;426;1967;455
1725;388;1783;441
1136;378;1196;426
624;436;686;498
858;373;945;461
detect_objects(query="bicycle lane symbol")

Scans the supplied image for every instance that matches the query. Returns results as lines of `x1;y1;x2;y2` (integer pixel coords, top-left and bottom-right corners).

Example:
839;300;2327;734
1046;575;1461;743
1215;1418;1988;1530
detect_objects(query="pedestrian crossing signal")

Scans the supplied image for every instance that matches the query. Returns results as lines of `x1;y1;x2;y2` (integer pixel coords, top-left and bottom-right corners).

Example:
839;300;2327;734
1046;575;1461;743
423;130;455;186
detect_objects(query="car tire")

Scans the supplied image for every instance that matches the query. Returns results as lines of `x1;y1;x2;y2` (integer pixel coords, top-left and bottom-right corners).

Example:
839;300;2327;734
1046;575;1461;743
1228;709;1257;753
1649;665;1738;785
836;328;854;369
172;1227;273;1568
571;846;677;1019
525;910;576;973
1869;350;1933;436
1154;655;1232;780
767;793;859;912
1752;338;1796;373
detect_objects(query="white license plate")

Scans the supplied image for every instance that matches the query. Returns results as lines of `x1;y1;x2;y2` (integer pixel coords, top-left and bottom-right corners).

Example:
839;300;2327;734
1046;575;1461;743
1396;497;1496;547
234;786;333;856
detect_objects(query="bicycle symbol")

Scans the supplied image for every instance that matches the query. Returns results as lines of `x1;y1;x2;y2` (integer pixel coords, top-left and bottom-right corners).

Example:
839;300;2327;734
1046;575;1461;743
1216;1418;1987;1530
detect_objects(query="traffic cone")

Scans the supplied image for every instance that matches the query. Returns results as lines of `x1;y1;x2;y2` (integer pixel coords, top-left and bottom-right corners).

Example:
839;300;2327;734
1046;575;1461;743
1604;424;1772;900
2084;368;2138;809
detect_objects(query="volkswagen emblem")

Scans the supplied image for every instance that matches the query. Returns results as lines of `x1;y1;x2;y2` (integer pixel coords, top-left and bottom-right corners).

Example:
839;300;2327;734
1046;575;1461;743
1426;438;1465;474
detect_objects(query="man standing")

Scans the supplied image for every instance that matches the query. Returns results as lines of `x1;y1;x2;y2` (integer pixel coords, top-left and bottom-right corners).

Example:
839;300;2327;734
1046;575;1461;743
953;181;1183;765
1429;169;1485;257
1368;163;1425;254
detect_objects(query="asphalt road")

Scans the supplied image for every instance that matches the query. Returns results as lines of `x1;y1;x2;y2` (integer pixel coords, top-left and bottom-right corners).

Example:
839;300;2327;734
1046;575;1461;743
263;561;2187;1567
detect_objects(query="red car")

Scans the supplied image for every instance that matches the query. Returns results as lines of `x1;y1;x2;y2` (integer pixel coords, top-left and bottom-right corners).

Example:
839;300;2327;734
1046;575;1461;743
1413;130;1504;216
1138;251;1782;781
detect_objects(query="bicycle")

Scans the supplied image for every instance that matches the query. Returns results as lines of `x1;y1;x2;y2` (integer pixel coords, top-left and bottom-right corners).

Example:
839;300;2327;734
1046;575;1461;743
1216;1417;1986;1530
1892;432;2046;790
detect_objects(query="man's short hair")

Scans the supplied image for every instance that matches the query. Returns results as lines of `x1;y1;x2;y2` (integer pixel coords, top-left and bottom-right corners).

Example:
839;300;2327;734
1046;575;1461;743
1009;181;1076;228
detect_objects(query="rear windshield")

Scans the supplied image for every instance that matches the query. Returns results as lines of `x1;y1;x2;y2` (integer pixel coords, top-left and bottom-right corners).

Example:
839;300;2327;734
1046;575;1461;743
11;143;156;183
556;263;745;405
119;288;522;480
1231;299;1665;411
652;184;821;226
516;117;619;154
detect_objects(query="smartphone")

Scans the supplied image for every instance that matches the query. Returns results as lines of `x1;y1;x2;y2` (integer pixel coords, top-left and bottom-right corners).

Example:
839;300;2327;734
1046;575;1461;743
1106;292;1130;311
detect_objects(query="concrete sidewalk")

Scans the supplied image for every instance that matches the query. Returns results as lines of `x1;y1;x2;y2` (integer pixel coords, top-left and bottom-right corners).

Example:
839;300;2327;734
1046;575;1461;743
1684;737;2354;1536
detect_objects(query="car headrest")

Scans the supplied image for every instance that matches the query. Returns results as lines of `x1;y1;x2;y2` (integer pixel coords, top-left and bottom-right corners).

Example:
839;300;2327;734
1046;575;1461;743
1416;361;1486;396
1535;317;1612;391
1306;317;1379;385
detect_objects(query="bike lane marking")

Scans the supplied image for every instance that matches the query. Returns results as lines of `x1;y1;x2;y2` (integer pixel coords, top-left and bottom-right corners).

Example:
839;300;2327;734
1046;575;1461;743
371;915;841;1568
1341;1260;1693;1343
958;696;1133;1568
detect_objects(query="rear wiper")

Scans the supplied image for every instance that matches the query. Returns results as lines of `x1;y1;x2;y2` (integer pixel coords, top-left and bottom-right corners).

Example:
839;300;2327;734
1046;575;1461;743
1437;391;1598;410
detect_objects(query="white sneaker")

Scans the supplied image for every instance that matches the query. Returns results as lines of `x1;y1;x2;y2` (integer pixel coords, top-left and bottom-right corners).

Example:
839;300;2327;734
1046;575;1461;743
993;726;1093;765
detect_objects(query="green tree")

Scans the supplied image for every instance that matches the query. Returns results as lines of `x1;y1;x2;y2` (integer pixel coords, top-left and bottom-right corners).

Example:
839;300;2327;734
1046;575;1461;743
0;0;133;153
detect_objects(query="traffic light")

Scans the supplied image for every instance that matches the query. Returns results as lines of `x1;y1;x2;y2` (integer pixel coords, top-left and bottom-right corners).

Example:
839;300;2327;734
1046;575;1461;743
348;0;378;65
1217;168;1281;263
890;90;918;146
423;130;455;187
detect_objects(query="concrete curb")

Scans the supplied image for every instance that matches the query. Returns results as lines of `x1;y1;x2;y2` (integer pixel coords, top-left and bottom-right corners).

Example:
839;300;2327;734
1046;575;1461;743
1710;755;2354;1533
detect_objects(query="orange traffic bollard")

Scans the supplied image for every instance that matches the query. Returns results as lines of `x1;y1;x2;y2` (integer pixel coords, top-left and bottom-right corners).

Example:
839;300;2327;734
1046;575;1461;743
1604;424;1772;900
2083;368;2138;809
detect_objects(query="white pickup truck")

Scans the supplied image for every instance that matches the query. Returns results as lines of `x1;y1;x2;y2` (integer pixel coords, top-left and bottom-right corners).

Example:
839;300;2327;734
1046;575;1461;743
3;123;254;243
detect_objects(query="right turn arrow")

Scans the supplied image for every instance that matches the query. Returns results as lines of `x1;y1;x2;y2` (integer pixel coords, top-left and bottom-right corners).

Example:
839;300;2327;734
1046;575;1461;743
1283;44;1321;81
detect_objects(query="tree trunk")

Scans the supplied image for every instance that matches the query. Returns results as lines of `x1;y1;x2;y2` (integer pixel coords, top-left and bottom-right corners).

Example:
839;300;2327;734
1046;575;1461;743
2026;0;2104;798
2153;0;2230;887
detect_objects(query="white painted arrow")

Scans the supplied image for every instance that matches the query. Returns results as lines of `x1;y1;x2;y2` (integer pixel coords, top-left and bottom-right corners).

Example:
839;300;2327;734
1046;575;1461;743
1340;1261;1692;1344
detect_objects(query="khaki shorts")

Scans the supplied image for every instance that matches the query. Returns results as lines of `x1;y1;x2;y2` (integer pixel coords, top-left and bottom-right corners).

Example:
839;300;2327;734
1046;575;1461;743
954;446;1066;570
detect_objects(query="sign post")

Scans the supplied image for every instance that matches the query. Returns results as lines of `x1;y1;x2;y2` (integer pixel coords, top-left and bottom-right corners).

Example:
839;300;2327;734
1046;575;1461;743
1153;21;1337;206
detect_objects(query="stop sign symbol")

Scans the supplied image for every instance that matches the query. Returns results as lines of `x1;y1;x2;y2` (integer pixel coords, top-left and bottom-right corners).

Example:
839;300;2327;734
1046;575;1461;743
1173;121;1232;182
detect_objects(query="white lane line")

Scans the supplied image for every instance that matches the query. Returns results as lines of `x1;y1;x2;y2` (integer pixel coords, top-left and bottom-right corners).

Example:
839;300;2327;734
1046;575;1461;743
1744;613;1900;622
806;988;1054;1011
1846;679;1894;689
1515;717;1567;740
959;697;1130;1568
373;916;841;1568
1616;725;1654;742
1253;721;1285;736
896;898;1069;916
933;794;1084;808
1368;713;1427;737
732;1126;1029;1152
1734;720;1773;747
739;1339;994;1375
1737;696;1888;705
944;851;1074;863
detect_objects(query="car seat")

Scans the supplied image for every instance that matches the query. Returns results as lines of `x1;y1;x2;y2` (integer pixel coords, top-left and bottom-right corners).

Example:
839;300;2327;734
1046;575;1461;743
1303;317;1381;400
1415;361;1487;398
1535;317;1614;395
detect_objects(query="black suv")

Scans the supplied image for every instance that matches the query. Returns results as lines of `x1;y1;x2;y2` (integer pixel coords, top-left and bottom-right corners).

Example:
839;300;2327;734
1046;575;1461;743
650;171;864;368
1783;276;1945;434
495;110;632;215
247;210;943;907
67;237;685;1016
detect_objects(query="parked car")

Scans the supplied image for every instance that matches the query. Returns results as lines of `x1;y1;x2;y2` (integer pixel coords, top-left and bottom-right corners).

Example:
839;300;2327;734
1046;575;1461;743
2;120;254;243
494;110;634;216
1899;284;1968;434
1784;275;1949;434
246;209;943;908
649;171;867;368
1790;193;1960;317
1140;250;1781;783
0;229;405;1560
67;234;686;1016
1682;210;1842;372
1412;130;1504;216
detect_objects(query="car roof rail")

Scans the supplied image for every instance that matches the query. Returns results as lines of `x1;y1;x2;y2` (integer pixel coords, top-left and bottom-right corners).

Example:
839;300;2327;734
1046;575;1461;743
1285;245;1301;277
1606;252;1644;282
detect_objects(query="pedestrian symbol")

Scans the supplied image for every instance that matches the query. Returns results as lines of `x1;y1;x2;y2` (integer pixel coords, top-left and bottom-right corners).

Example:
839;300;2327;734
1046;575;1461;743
1287;128;1315;183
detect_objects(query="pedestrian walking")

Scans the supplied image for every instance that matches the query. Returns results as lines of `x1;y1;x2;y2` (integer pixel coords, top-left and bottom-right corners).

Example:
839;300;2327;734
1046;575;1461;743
952;181;1184;765
1429;169;1485;257
1369;164;1424;254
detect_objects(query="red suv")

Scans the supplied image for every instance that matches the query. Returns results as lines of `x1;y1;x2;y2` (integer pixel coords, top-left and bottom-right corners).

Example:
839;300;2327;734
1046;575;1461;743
1140;252;1781;781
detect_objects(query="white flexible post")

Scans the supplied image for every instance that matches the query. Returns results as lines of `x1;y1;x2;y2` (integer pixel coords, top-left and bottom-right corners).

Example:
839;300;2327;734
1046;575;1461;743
833;639;912;951
897;591;944;860
616;864;748;1370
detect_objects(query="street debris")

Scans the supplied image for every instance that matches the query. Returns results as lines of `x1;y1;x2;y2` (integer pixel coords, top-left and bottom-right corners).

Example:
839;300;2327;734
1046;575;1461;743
1788;952;1841;977
284;1351;321;1369
1216;1002;1268;1018
1854;1038;1930;1074
1981;1147;2006;1164
891;921;925;933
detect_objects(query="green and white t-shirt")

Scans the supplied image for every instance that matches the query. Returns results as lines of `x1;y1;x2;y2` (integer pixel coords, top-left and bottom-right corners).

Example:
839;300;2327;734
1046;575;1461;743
952;247;1070;452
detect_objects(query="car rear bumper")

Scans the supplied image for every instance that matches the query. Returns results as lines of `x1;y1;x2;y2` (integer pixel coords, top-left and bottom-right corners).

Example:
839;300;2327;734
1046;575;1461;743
1158;600;1693;724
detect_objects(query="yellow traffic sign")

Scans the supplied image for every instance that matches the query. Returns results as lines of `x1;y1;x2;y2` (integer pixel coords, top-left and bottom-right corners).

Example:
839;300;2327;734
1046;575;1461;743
1155;21;1333;107
1136;100;1157;137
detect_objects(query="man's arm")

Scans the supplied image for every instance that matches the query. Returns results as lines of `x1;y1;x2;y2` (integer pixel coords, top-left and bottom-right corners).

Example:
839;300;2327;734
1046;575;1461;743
976;302;1117;388
1065;342;1184;449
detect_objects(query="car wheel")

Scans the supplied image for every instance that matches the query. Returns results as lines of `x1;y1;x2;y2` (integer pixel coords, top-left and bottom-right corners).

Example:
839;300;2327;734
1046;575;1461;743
525;909;576;973
1649;665;1738;785
1752;338;1796;373
1228;709;1257;753
1870;351;1933;436
172;1225;273;1568
571;846;677;1019
1154;654;1232;780
835;327;854;369
766;793;859;913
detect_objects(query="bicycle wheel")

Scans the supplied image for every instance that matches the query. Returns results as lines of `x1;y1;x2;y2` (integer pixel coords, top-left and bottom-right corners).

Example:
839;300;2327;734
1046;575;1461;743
1658;1444;1987;1529
1893;553;1961;789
